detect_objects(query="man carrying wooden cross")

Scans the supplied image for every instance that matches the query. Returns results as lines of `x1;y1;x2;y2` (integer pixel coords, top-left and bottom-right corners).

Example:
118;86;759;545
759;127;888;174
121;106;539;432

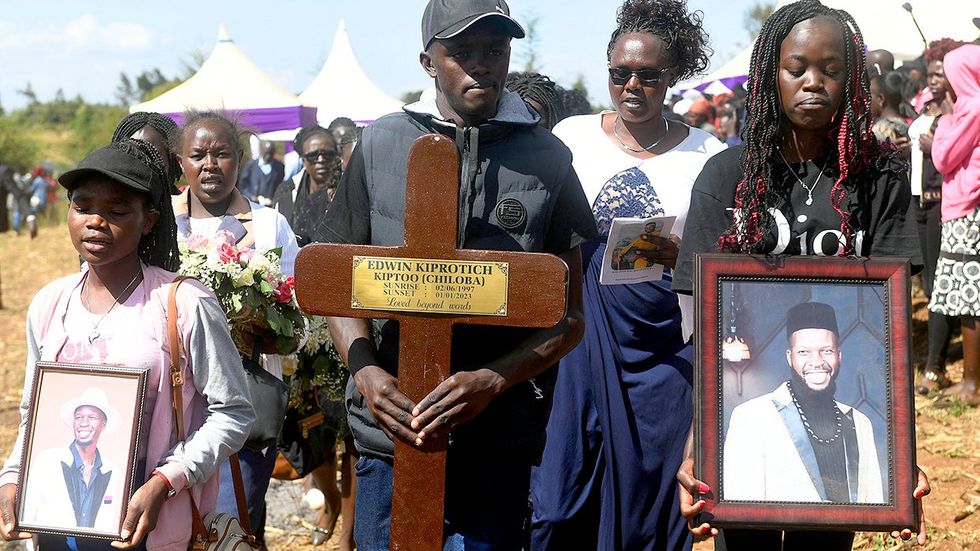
313;0;597;548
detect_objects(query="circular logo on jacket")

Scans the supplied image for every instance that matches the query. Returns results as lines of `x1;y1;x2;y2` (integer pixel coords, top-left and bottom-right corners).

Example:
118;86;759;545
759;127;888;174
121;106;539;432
495;198;527;231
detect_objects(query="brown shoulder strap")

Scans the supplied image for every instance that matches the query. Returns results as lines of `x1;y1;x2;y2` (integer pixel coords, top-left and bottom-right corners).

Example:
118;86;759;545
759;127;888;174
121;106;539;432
229;454;255;540
168;276;189;442
167;276;255;546
167;277;209;543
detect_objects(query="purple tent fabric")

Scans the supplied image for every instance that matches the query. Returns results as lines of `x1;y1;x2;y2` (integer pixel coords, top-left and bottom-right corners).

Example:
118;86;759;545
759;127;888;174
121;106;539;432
163;106;318;134
689;75;749;94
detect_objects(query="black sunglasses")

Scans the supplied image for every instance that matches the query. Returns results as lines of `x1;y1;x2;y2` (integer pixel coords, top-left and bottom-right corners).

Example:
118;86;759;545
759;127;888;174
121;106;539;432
303;149;338;162
608;67;667;86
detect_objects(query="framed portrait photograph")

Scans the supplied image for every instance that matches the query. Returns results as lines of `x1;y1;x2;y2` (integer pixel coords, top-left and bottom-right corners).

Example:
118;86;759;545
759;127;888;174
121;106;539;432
16;362;149;540
694;254;918;532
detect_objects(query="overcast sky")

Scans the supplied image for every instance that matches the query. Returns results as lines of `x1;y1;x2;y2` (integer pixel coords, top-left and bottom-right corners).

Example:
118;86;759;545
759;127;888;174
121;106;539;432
0;0;753;112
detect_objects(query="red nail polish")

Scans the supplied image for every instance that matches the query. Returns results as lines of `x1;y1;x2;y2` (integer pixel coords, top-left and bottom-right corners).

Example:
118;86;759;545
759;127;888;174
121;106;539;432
698;483;710;494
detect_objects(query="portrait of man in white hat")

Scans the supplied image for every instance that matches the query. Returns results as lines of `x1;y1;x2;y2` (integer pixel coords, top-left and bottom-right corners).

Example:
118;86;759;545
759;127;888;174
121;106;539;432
21;386;125;532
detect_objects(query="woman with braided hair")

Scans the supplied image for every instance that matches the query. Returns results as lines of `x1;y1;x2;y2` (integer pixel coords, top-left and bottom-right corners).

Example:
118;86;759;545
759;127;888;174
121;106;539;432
528;1;723;549
273;124;343;247
672;1;930;548
111;112;181;191
0;138;254;550
505;71;566;129
272;124;355;549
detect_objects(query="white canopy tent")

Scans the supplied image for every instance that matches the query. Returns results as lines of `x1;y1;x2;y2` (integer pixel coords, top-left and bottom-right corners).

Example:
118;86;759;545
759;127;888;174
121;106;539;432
130;25;315;133
299;20;405;126
680;0;979;94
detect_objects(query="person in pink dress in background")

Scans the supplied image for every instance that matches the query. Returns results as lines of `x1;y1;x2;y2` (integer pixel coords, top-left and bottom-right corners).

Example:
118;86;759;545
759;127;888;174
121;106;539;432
927;43;980;406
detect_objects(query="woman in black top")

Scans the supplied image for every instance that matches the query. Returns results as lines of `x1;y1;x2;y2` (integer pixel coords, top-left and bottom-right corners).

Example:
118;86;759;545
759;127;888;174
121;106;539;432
272;125;342;247
672;1;930;549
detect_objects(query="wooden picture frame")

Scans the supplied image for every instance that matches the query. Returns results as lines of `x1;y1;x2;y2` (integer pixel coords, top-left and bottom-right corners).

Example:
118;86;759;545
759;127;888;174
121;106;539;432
16;362;149;540
694;254;918;532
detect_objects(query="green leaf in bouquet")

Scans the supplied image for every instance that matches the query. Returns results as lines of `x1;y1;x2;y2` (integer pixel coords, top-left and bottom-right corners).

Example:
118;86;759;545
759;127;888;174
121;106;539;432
259;279;275;295
277;335;298;355
265;304;282;333
229;293;244;315
278;316;294;336
310;355;331;384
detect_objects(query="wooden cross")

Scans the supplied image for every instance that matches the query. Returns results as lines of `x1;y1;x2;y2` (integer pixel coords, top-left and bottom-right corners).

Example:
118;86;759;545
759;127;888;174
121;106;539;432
294;134;570;551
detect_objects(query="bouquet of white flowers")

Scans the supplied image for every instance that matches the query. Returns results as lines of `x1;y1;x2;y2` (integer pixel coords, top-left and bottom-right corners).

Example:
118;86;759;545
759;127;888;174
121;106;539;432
178;229;304;356
281;315;348;413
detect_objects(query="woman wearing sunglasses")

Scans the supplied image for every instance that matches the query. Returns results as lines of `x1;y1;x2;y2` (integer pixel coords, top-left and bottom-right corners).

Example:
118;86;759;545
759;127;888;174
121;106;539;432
272;124;356;549
528;1;724;549
273;124;343;247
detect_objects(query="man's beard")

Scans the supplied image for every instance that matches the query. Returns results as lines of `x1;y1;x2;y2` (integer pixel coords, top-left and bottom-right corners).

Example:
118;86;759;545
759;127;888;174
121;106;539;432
790;369;837;406
789;370;840;439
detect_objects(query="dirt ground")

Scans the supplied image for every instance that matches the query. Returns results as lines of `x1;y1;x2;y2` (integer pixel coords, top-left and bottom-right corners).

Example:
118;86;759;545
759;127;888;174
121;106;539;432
0;223;977;550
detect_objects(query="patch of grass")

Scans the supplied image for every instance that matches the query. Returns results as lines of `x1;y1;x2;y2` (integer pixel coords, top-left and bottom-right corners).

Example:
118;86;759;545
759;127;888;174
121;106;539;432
945;398;973;418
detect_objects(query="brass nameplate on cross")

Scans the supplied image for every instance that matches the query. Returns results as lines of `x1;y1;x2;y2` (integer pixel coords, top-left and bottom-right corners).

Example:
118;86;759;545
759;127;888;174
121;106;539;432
351;256;509;316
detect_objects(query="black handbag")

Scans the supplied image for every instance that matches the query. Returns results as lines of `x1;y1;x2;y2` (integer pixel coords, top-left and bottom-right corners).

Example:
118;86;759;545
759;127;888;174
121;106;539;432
276;409;329;479
241;355;288;451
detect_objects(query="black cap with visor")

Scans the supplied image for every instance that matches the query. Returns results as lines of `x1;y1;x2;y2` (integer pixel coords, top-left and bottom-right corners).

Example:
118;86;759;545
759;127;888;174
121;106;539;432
421;0;525;50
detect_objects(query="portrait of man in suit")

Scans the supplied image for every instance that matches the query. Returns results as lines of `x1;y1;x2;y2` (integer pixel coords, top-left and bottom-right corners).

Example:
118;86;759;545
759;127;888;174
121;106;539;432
723;302;884;504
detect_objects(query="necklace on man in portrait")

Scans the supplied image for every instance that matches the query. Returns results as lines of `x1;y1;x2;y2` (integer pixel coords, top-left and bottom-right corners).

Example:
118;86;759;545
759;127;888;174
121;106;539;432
777;148;827;207
787;381;843;445
613;115;669;153
83;270;142;344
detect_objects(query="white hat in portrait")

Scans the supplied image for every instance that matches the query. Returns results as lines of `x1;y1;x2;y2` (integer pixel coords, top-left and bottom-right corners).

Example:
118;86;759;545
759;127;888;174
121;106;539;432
59;386;122;436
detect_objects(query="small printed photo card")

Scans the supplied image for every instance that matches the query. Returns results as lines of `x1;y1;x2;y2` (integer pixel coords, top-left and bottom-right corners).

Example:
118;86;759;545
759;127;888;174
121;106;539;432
600;216;675;285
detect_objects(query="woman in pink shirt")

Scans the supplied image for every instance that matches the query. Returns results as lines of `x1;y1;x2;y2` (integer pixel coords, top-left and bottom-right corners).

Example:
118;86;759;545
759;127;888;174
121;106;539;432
927;43;980;406
0;139;254;550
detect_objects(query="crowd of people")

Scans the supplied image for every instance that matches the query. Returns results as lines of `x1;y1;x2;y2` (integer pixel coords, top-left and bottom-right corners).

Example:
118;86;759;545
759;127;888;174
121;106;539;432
0;0;978;549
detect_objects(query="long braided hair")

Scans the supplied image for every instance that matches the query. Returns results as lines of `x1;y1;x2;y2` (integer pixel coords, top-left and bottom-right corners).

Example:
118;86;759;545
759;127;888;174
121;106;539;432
607;0;711;84
505;71;566;128
112;112;181;189
68;139;181;271
718;0;881;254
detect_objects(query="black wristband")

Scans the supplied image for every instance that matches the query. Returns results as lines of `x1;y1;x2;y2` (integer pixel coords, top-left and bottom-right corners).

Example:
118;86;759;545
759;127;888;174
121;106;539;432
347;337;379;376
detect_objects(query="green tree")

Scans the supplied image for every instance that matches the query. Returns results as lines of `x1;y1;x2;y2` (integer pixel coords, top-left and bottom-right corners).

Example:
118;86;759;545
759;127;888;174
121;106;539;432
116;73;136;105
17;82;38;106
116;69;178;106
0;117;39;168
68;103;128;160
744;1;775;41
515;11;541;72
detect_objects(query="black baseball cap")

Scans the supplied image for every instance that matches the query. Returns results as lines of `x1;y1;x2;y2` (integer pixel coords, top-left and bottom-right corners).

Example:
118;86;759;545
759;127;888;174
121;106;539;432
421;0;525;50
59;144;161;202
